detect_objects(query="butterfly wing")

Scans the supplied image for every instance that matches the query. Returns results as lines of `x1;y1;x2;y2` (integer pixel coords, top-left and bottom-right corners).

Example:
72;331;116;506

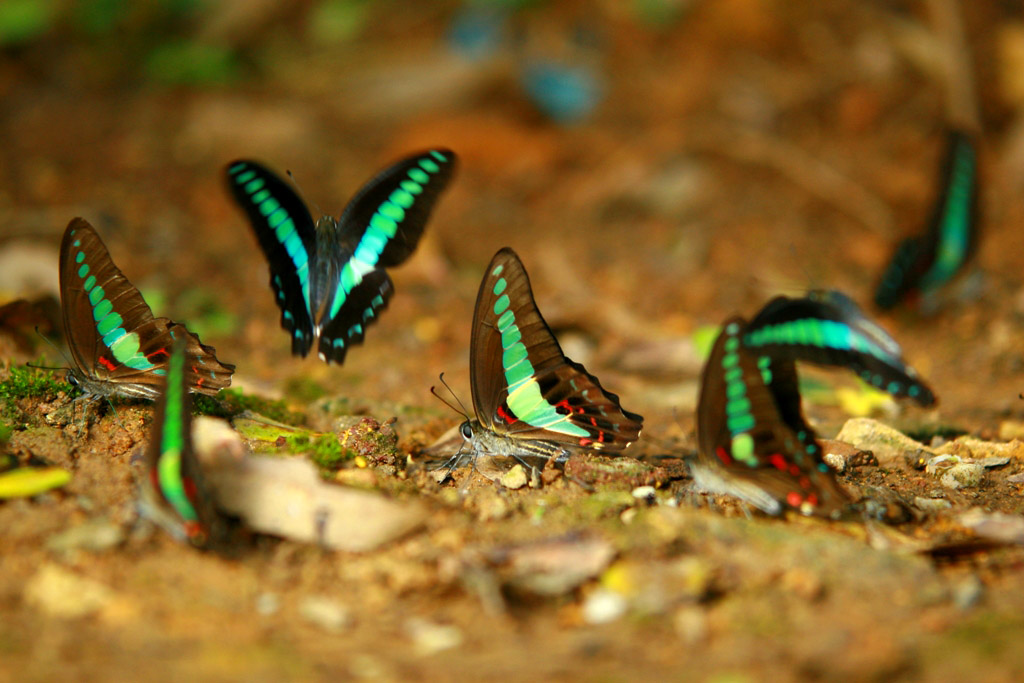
140;337;226;548
316;149;457;363
59;219;234;399
696;318;852;517
226;160;318;357
743;290;935;405
875;129;979;309
469;248;643;452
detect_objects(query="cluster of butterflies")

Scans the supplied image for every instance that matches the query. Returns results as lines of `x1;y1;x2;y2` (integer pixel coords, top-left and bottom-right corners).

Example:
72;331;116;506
49;127;978;547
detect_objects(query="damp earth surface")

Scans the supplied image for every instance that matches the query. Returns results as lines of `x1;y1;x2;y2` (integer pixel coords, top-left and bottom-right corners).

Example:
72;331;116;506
3;2;1024;680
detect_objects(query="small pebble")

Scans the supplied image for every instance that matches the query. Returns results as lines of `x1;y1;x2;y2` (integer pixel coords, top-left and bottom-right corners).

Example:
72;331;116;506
582;588;627;625
500;464;529;490
46;518;125;554
978;456;1010;469
299;595;350;632
913;497;951;513
25;564;116;619
631;486;656;503
1007;472;1024;484
405;617;463;656
940;463;985;489
255;592;280;616
952;575;984;610
823;452;846;473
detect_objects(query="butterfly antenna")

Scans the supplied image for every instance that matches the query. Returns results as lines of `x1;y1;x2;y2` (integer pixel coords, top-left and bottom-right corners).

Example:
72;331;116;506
29;325;73;370
286;169;326;218
429;373;470;420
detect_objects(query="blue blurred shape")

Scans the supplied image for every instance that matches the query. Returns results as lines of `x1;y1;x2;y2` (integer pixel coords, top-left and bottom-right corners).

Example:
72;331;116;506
521;61;603;123
447;6;507;60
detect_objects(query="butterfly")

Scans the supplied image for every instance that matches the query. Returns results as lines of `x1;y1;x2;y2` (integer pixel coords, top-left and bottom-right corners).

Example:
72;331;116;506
695;291;935;517
225;149;457;364
60;218;235;400
875;129;979;310
138;337;227;548
442;247;643;476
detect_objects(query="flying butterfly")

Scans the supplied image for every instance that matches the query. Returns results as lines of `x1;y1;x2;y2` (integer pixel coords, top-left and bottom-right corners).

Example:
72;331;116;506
225;150;456;364
138;337;227;548
875;129;979;310
695;291;935;517
439;247;643;476
59;218;234;400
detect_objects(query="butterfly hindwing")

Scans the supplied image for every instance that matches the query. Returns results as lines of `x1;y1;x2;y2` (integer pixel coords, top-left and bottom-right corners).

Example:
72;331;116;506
470;248;642;452
225;160;318;357
697;319;852;517
743;290;935;406
317;269;393;364
59;218;234;399
140;337;225;548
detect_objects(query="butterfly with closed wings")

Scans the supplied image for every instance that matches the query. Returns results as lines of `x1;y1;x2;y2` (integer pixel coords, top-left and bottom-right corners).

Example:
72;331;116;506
59;218;234;400
695;290;935;517
436;247;643;479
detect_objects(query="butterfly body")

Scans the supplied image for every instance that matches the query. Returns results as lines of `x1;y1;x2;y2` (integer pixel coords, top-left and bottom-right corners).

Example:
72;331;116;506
441;248;643;476
226;150;456;364
138;337;226;548
59;218;234;400
875;130;979;309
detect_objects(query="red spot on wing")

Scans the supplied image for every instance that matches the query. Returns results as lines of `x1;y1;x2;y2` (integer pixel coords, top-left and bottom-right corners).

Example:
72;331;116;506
579;437;593;447
146;346;169;361
497;404;518;425
807;493;819;506
715;446;733;466
786;491;803;507
98;356;117;372
192;366;205;388
768;454;787;471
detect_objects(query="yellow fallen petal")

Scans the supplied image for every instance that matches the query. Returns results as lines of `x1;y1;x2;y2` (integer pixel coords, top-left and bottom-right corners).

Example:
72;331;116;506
0;468;72;499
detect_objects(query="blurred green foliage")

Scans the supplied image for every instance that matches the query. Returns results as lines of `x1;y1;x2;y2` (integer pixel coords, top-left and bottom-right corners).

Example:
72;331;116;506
0;0;55;46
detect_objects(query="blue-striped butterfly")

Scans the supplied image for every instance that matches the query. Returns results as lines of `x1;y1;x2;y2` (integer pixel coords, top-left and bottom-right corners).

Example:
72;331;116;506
446;248;643;474
138;337;227;548
696;291;935;517
875;130;979;309
225;150;456;364
60;218;234;400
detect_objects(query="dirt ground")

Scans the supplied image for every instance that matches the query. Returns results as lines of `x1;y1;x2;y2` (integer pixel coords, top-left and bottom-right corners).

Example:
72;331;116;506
4;1;1024;680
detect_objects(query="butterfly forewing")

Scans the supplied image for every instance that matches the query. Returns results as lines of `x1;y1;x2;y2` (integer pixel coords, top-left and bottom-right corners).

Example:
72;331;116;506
875;129;979;309
225;160;318;357
743;290;935;406
470;248;642;452
59;218;234;398
697;319;852;517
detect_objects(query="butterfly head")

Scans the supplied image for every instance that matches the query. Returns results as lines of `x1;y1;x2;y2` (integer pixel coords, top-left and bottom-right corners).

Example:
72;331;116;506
459;420;476;443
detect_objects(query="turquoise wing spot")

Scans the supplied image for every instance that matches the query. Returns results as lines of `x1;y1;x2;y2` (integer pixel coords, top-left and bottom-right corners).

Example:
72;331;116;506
430;150;448;162
75;252;85;264
245;178;265;194
348;323;363;338
153;368;166;376
379;202;404;222
102;328;126;347
491;264;504;277
370;213;398;237
497;310;514;330
78;263;90;279
231;168;255;183
492;277;507;296
93;299;113;322
493;294;510;316
268;208;287;228
96;312;124;336
505;361;533;389
419;159;440;173
400;180;423;195
333;338;345;349
259;196;281;216
252;189;270;203
88;286;105;306
389;188;415;208
371;294;384;307
501;326;521;349
83;275;96;291
502;345;528;369
408;168;429;184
